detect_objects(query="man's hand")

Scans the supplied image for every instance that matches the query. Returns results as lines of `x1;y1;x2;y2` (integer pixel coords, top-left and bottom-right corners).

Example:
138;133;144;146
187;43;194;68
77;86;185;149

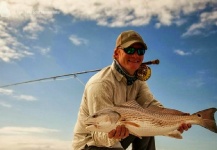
107;123;191;140
108;125;129;139
178;123;192;133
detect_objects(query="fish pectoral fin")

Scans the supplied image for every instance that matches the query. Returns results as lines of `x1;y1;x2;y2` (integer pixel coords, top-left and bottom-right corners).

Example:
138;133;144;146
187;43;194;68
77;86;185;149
165;130;183;139
123;121;140;127
122;121;142;138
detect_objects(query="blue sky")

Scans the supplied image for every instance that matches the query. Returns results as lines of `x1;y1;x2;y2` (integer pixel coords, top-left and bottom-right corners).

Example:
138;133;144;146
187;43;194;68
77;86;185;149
0;0;217;150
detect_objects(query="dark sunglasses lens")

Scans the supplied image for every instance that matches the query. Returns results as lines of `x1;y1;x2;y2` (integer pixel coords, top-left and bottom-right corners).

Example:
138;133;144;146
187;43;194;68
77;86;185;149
124;48;135;54
124;48;145;55
138;49;145;55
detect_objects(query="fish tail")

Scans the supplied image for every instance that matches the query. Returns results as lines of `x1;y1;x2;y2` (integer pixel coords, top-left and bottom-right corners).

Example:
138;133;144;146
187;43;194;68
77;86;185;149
193;108;217;133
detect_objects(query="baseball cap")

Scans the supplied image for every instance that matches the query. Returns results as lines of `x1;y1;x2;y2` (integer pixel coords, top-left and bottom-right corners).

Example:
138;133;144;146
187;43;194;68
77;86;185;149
115;30;147;49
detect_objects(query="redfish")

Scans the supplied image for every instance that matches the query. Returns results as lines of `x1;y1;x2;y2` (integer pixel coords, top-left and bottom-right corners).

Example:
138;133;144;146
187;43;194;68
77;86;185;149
85;100;217;139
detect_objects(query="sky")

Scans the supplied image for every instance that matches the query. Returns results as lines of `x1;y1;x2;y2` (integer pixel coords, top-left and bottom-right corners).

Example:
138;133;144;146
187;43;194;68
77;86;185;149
0;0;217;150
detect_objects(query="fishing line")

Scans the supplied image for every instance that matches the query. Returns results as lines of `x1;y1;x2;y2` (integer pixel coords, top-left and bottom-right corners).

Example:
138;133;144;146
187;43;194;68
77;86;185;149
74;75;85;86
54;75;85;86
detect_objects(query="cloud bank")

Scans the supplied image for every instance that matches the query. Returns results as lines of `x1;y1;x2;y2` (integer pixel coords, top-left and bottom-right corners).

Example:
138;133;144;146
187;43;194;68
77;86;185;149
0;126;71;150
0;88;37;108
0;0;216;62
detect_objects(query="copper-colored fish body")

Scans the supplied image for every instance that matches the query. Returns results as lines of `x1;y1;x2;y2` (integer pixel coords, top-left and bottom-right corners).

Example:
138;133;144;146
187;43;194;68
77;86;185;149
85;100;217;139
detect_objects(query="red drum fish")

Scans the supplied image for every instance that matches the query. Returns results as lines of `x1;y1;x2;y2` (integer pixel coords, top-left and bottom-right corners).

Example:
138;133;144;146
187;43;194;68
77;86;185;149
85;100;217;139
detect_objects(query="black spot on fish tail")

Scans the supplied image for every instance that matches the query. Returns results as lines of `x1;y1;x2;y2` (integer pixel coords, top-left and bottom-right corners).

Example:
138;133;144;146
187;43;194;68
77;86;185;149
193;108;217;133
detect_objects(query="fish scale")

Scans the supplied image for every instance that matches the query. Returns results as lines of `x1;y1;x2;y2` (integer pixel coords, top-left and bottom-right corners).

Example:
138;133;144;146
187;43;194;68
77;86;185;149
85;100;217;139
113;103;193;128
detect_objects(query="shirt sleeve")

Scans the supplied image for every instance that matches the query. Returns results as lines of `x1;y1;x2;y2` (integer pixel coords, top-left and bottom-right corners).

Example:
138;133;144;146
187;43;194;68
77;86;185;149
86;81;120;147
136;81;163;108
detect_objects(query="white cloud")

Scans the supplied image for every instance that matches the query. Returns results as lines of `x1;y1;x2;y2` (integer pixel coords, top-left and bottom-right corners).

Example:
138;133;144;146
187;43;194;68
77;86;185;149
14;95;37;101
185;70;217;88
23;21;44;39
1;0;216;29
69;35;88;46
174;49;191;56
0;126;59;135
0;0;55;62
0;101;12;108
0;88;37;102
0;88;13;95
0;126;70;150
34;46;51;55
0;135;71;150
0;46;33;62
182;10;217;37
0;0;216;62
0;20;34;62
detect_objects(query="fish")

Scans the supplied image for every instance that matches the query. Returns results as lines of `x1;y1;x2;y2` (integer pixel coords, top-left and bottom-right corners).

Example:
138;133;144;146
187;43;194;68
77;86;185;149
84;100;217;139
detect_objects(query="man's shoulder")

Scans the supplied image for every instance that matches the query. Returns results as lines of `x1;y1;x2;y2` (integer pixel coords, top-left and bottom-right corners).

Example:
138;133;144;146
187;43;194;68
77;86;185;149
87;65;113;84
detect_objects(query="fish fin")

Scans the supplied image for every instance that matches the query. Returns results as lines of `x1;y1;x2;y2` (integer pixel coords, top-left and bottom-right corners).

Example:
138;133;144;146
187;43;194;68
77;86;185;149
122;100;189;116
165;130;183;139
123;121;140;127
117;100;145;111
147;105;189;116
193;108;217;133
129;131;142;139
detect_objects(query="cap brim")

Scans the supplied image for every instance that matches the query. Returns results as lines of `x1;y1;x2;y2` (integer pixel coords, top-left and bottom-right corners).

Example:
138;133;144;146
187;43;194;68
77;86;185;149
121;40;147;49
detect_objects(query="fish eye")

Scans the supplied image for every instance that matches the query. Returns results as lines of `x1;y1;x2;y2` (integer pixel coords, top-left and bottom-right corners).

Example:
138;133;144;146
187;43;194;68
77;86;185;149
197;114;201;117
92;114;98;118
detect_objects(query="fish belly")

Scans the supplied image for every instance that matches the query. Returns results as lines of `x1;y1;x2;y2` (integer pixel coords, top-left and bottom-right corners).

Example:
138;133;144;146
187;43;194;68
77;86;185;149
125;121;179;137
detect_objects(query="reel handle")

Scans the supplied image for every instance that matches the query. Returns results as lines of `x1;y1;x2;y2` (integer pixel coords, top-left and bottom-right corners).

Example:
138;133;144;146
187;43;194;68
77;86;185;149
142;59;160;65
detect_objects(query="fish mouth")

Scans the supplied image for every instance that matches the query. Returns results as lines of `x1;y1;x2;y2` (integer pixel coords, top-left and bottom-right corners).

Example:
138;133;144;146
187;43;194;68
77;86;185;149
85;121;98;128
86;123;97;127
86;124;99;130
86;124;97;127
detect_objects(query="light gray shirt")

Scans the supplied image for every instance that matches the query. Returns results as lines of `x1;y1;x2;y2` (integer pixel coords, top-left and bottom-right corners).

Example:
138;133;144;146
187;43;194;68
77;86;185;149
72;61;163;150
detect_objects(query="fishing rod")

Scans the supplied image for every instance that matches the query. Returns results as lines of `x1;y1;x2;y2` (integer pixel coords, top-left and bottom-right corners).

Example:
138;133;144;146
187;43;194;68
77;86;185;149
0;59;159;88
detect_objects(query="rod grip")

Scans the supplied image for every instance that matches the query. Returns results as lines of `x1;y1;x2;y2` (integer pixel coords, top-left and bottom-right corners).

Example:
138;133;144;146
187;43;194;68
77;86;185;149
142;59;160;65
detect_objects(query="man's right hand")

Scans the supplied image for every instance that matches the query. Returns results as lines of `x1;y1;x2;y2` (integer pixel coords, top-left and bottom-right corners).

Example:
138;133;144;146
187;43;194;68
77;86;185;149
108;125;129;140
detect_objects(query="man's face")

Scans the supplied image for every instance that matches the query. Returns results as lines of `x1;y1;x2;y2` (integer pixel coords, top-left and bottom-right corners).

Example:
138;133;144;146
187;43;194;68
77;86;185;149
114;43;144;75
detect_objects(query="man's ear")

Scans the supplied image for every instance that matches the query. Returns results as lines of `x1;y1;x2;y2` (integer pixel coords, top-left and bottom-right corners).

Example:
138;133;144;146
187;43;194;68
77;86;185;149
113;48;119;59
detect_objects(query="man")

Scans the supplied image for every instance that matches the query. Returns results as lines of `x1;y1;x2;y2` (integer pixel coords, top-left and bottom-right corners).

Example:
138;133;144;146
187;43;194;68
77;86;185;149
72;30;191;150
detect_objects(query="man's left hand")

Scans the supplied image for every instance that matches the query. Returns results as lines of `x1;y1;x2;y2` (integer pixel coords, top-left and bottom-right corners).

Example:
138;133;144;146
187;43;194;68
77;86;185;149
178;123;192;133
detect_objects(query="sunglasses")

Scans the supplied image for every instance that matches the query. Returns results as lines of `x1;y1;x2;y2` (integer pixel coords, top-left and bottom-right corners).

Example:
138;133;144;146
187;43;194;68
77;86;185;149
122;47;146;56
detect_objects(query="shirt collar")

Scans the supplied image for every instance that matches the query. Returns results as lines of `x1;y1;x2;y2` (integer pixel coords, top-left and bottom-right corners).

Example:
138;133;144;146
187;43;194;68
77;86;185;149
112;59;137;85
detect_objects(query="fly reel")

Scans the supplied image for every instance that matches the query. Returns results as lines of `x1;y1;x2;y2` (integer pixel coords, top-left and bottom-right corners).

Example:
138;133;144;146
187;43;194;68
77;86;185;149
136;59;160;81
136;64;151;81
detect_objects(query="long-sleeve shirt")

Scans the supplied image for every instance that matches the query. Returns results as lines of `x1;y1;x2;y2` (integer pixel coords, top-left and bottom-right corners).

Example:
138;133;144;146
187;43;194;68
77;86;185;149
72;61;163;150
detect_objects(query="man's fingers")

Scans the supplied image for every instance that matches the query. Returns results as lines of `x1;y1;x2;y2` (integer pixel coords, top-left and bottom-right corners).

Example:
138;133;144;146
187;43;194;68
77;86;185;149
108;125;129;139
183;123;191;131
108;129;116;138
114;125;123;139
178;123;192;133
120;125;126;138
123;126;129;138
120;125;129;139
187;124;192;128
